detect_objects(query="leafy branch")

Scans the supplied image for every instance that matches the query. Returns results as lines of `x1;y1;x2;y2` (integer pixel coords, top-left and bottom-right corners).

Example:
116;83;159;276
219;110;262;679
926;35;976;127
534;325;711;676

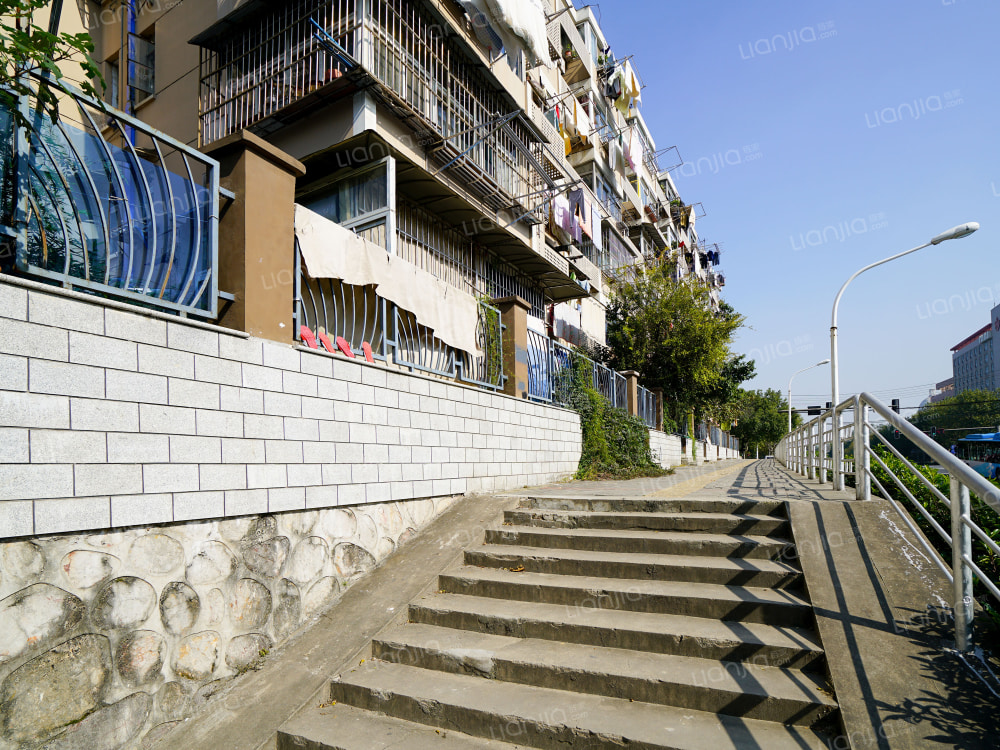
0;0;104;128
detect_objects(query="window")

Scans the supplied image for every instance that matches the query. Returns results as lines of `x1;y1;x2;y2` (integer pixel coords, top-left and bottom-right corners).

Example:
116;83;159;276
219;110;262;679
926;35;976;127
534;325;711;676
302;158;396;251
105;56;120;109
128;31;155;106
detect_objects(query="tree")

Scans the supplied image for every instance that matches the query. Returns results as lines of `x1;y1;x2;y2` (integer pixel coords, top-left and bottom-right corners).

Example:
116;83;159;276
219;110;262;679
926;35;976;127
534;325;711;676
730;388;797;456
603;261;752;424
1;1;103;126
909;389;1000;449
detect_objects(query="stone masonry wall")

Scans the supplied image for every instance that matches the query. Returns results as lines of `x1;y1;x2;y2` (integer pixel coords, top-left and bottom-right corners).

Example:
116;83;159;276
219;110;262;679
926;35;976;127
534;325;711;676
0;497;455;749
0;276;582;539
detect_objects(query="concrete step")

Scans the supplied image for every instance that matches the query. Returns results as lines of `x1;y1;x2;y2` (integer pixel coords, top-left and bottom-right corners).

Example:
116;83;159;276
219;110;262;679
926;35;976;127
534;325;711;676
372;623;839;726
505;508;790;536
439;566;814;627
329;660;833;749
464;544;804;589
522;496;787;516
409;593;825;670
278;702;520;749
486;525;791;560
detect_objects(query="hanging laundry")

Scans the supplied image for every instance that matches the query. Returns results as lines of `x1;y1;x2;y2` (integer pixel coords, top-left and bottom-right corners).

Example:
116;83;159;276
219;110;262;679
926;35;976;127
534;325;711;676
605;74;622;102
577;193;594;239
592;201;604;252
624;60;642;108
575;99;593;144
624;126;638;171
614;68;630;117
565;189;584;243
550;193;573;245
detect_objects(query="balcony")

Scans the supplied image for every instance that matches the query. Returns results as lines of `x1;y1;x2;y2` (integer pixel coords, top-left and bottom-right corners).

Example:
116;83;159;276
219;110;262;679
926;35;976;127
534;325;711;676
197;0;553;221
1;76;220;317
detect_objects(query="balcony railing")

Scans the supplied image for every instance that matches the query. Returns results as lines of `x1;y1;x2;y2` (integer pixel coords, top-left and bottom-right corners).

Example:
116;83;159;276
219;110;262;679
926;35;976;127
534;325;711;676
295;254;506;392
2;76;219;317
199;0;548;218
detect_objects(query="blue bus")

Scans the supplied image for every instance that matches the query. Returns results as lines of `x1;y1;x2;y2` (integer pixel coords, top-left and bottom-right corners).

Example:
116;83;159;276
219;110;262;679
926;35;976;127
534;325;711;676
956;433;1000;480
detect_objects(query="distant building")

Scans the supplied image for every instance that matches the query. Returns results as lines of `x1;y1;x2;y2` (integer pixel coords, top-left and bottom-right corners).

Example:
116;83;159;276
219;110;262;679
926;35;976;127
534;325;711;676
928;377;955;404
952;322;995;394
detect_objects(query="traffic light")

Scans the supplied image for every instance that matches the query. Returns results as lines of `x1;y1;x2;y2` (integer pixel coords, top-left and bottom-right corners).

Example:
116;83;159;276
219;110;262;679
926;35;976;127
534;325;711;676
894;429;900;439
891;399;900;414
808;405;821;416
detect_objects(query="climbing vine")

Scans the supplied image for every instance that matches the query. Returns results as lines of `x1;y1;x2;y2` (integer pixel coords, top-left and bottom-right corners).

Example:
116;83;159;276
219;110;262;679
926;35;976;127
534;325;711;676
566;352;671;480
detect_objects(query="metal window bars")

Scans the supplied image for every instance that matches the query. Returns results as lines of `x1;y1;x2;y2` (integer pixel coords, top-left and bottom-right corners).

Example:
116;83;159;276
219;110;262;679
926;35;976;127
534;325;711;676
777;392;1000;652
1;74;219;317
295;247;506;392
199;0;548;220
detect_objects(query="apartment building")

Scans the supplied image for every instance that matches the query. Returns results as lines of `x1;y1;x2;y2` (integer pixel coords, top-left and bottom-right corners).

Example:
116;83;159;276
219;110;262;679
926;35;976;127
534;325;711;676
40;0;722;350
952;322;996;394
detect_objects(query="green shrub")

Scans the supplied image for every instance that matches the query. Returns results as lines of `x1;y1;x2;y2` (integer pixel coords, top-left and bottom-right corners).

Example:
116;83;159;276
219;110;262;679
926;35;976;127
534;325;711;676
566;353;670;481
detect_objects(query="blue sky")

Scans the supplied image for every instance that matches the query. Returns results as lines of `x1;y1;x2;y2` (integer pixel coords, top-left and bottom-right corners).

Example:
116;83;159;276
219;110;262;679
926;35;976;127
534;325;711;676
592;0;999;412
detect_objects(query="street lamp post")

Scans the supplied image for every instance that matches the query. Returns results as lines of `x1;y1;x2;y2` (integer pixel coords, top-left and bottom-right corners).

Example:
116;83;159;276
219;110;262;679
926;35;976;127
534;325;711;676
787;359;831;433
829;222;980;491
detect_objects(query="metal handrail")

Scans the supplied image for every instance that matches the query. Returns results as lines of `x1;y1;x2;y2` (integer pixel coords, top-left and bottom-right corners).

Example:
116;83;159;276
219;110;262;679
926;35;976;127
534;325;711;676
776;391;1000;651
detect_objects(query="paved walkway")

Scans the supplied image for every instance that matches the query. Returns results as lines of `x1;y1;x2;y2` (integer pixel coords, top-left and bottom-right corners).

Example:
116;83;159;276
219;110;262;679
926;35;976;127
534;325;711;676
153;460;1000;749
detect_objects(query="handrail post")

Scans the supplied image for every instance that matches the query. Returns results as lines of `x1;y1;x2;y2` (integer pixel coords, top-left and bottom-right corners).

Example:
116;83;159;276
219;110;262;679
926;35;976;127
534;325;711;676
860;401;871;500
951;478;974;651
853;395;865;500
817;413;827;484
807;421;815;480
832;402;844;491
801;427;806;474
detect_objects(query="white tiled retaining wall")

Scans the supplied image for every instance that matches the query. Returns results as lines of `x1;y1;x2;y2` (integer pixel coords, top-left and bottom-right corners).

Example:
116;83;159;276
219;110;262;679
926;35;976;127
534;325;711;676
649;430;683;468
649;431;741;468
0;277;582;539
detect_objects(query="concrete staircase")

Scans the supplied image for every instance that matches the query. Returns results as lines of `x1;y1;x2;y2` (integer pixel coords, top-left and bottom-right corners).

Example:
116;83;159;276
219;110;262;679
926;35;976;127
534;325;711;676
278;494;842;749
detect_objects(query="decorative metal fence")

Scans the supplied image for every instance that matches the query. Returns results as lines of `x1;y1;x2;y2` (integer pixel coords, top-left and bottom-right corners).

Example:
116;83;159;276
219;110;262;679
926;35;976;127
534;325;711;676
637;386;657;428
526;328;657;426
1;76;220;318
295;253;505;391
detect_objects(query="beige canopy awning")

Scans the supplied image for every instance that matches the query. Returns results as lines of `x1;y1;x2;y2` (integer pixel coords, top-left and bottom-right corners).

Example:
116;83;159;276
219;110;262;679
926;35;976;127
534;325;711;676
294;205;482;357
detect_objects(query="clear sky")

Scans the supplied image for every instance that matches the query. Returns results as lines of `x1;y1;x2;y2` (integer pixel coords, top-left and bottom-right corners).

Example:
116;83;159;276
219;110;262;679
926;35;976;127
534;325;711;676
591;0;999;412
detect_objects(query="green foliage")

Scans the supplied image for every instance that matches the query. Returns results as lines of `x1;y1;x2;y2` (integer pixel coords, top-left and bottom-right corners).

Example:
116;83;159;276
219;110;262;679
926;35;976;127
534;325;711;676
476;299;503;388
1;1;104;127
566;352;670;480
909;389;1000;450
604;261;752;425
731;388;797;456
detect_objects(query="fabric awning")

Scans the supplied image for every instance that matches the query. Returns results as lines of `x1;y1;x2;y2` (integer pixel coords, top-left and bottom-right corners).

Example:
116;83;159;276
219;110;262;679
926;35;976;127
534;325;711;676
294;205;482;357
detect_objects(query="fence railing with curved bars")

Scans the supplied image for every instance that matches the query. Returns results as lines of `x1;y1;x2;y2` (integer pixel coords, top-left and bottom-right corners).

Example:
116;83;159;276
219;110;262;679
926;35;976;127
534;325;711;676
295;256;505;391
1;76;220;318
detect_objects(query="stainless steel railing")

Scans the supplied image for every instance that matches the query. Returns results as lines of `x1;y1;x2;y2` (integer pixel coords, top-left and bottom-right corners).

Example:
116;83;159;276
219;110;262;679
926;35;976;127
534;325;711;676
777;392;1000;651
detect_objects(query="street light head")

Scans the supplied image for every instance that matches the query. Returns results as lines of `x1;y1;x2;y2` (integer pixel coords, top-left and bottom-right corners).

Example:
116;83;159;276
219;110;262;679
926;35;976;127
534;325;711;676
930;222;980;245
816;358;831;366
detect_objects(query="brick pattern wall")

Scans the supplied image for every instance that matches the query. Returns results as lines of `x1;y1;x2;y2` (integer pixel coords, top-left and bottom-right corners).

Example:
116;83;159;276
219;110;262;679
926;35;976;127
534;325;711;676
649;430;683;469
0;278;582;538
